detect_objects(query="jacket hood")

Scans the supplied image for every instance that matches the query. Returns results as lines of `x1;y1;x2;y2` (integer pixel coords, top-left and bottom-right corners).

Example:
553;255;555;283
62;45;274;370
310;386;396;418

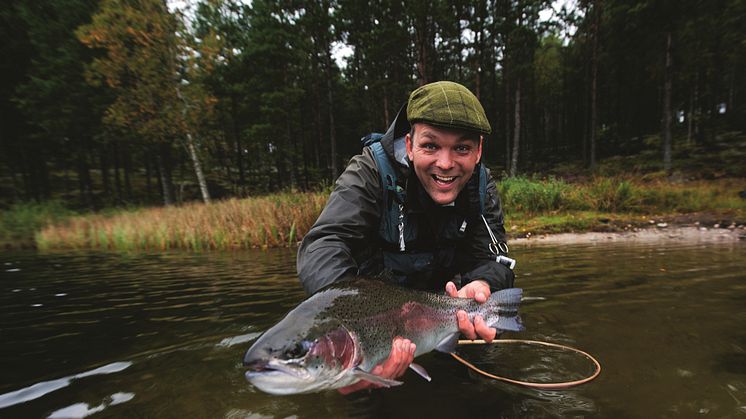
380;104;411;177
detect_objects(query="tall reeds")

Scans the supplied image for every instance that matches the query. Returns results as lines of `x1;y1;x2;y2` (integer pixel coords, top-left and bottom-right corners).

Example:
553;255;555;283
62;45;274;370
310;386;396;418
36;192;328;251
30;178;744;251
499;176;744;214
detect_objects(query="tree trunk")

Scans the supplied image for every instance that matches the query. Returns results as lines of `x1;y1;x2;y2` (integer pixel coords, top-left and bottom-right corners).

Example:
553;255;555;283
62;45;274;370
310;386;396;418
231;95;245;186
728;65;735;114
474;0;486;100
315;92;322;169
113;140;122;202
157;143;175;206
145;155;152;200
544;107;551;148
288;117;297;189
185;132;210;203
175;85;210;203
324;47;338;179
413;13;433;85
123;143;132;201
76;146;93;207
662;31;673;173
383;84;390;128
504;78;511;172
100;144;110;199
510;78;522;177
687;86;694;144
37;150;51;200
589;0;601;170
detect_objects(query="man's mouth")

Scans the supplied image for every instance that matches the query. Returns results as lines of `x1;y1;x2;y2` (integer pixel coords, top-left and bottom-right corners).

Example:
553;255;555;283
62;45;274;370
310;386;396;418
432;174;457;185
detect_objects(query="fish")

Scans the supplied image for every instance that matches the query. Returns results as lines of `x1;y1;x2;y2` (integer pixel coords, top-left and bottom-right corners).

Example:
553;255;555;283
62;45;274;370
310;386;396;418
242;278;523;395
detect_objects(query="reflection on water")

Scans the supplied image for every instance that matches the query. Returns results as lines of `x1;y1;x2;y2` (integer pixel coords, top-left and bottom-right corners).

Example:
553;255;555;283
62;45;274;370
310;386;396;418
0;362;132;409
48;392;135;419
1;242;745;418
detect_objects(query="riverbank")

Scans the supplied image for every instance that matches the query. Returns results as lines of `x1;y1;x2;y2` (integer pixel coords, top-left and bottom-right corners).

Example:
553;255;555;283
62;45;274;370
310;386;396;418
2;177;744;251
511;225;745;246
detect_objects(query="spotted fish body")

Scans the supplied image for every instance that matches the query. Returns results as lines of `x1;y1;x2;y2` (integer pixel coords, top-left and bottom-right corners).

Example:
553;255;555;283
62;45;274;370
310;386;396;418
243;278;523;395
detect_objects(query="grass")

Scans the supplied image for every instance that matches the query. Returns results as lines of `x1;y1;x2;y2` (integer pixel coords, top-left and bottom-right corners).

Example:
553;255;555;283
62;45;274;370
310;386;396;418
35;192;328;251
499;176;745;214
6;176;744;251
499;176;745;235
0;201;76;248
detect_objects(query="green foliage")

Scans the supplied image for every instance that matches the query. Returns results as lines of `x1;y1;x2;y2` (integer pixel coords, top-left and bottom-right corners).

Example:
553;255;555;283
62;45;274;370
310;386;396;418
2;0;746;209
585;177;637;212
498;176;570;213
498;176;745;216
0;201;75;245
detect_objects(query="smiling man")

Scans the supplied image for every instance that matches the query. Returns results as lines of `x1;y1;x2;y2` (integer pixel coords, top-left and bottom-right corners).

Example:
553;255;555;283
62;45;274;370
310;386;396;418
297;81;514;393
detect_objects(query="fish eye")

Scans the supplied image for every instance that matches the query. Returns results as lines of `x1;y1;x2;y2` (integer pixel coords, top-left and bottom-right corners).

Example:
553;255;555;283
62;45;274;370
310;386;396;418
285;340;312;359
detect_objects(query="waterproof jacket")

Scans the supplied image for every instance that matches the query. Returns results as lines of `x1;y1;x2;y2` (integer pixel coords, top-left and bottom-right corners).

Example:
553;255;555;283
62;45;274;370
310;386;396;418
297;107;513;295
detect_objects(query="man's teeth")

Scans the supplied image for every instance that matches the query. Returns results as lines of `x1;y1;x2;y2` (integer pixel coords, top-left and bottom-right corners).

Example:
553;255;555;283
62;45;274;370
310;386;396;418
434;175;455;182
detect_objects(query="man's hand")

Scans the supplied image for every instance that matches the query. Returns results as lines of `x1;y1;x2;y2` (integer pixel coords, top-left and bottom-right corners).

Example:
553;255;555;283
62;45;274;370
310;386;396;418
337;337;415;395
445;280;497;342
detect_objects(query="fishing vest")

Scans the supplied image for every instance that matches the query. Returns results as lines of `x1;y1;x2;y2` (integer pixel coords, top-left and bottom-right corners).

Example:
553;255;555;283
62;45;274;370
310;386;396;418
359;133;489;289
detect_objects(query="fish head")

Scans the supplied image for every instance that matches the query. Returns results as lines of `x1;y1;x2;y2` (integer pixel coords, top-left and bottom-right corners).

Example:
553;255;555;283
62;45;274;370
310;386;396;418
243;321;360;395
243;287;362;395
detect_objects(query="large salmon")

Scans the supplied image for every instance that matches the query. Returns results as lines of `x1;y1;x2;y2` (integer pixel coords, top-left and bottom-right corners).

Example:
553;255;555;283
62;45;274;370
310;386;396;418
243;278;523;395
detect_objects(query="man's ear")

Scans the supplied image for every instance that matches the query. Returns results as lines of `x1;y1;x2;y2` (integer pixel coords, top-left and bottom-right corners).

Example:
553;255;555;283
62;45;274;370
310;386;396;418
405;132;414;161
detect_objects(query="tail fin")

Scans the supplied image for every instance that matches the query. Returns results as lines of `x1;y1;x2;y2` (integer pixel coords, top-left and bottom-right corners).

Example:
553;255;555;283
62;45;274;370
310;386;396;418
489;288;524;332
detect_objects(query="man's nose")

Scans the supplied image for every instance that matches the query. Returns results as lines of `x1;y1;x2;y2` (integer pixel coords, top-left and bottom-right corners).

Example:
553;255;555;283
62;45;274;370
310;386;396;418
435;150;454;170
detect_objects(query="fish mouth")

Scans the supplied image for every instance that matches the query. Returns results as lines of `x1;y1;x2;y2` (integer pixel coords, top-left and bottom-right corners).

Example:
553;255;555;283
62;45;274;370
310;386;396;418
245;359;308;379
244;359;318;395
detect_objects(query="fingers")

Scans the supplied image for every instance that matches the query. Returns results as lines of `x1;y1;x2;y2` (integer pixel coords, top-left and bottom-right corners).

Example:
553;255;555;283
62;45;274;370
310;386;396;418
457;310;477;340
337;338;416;395
471;281;491;303
445;281;458;297
473;315;497;343
474;290;487;304
379;337;415;379
457;312;497;342
446;281;491;303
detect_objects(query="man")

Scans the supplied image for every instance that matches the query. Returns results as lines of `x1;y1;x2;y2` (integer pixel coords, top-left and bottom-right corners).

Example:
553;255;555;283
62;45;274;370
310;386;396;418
297;81;514;393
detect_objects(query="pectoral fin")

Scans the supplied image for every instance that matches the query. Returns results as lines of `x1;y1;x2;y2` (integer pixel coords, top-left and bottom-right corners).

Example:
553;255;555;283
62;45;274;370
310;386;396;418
409;363;432;382
435;332;459;353
353;368;403;387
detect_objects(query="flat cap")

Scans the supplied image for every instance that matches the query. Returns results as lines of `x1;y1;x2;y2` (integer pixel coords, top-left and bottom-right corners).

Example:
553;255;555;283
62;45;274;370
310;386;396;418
407;81;491;135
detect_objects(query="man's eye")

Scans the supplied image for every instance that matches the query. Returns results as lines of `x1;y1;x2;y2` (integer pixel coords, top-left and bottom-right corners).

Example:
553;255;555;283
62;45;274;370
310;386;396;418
455;145;471;153
422;143;437;150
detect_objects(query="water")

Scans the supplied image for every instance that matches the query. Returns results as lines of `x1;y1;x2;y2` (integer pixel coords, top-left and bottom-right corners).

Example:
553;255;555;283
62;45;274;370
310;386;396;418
1;242;745;418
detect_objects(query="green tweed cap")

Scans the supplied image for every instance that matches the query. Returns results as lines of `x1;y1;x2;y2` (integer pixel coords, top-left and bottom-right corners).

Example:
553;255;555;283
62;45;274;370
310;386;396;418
407;81;491;135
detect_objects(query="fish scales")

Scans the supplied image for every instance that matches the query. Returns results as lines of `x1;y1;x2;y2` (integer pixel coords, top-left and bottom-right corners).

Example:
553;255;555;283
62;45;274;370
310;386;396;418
326;280;477;369
243;278;523;395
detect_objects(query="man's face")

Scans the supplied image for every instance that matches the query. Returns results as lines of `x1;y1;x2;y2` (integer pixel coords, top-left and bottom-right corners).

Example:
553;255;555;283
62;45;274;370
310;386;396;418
405;123;483;205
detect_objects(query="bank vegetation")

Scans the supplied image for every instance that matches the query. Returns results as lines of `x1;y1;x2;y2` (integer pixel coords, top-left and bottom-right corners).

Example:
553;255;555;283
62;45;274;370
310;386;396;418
2;176;741;251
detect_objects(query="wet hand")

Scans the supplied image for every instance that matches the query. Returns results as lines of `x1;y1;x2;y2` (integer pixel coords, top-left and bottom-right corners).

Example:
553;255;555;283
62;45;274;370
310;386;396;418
337;337;415;395
446;281;497;343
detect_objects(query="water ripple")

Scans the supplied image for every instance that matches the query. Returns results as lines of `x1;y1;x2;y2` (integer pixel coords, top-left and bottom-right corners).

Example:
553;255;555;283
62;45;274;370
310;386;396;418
0;362;132;409
47;392;135;418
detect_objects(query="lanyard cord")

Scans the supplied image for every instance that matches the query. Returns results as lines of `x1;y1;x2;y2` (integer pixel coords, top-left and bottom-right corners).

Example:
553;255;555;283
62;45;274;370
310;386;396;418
452;339;602;389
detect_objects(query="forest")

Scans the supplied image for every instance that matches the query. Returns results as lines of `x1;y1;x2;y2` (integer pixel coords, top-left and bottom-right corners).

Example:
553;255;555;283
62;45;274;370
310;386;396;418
1;0;745;209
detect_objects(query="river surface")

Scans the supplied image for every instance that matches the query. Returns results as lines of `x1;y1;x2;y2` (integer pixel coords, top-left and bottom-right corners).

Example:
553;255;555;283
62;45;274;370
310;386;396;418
1;242;745;418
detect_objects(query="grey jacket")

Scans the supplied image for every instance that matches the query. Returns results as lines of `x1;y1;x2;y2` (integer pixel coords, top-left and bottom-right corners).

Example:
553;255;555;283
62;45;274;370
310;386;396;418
297;108;513;295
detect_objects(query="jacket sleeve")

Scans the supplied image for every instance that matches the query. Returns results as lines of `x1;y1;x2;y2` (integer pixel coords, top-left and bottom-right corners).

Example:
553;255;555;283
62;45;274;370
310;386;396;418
458;169;515;291
297;148;382;295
